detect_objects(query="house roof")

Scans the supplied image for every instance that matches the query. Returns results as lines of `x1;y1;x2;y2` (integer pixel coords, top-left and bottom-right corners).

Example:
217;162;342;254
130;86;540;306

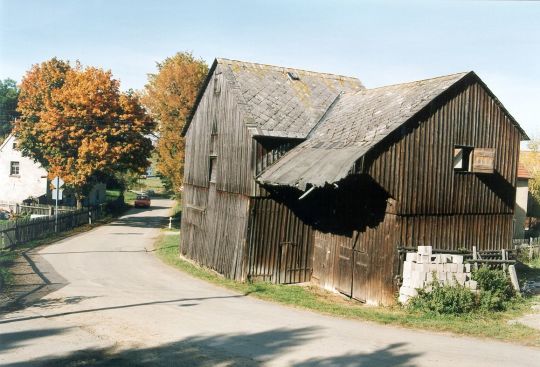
517;163;532;179
0;133;14;151
182;58;364;138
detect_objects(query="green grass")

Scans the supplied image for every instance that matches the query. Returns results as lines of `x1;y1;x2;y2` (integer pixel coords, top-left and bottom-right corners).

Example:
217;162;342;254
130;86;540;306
155;230;540;347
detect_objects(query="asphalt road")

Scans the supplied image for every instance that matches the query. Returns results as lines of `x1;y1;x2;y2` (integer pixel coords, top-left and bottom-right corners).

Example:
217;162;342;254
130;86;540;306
0;198;538;366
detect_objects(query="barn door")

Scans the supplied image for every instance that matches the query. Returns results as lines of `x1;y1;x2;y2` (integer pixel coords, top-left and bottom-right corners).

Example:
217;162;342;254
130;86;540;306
352;250;369;302
336;241;353;296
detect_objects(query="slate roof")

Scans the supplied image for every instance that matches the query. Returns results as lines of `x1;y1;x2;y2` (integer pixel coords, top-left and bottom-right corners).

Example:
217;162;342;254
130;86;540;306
183;59;364;138
258;72;472;189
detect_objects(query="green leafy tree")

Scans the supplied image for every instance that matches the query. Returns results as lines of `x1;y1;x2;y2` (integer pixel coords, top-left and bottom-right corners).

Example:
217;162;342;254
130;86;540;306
0;78;19;139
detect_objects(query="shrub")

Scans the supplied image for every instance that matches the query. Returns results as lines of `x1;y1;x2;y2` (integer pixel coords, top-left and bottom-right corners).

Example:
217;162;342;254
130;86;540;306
407;267;518;315
473;266;515;311
408;279;476;314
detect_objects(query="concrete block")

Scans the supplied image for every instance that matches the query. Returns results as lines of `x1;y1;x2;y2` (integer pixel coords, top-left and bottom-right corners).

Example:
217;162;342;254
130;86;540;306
417;246;432;256
400;286;418;297
438;254;450;263
452;255;464;264
455;264;464;274
436;264;445;272
403;260;413;274
406;252;417;262
450;263;458;273
398;294;410;305
402;277;411;287
429;264;439;272
443;263;452;272
465;280;478;291
417;263;430;273
464;263;471;273
454;273;466;285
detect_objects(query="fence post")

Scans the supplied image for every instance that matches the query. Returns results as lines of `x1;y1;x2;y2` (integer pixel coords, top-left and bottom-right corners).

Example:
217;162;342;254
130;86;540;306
88;210;92;225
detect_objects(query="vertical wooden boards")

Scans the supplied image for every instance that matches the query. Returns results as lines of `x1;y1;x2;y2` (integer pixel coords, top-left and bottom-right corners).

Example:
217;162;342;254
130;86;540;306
366;81;521;216
312;212;398;306
181;183;250;280
397;214;514;251
246;198;314;284
183;64;255;196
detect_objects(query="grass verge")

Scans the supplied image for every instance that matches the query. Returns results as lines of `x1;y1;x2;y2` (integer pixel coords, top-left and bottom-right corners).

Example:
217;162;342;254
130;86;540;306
155;229;540;347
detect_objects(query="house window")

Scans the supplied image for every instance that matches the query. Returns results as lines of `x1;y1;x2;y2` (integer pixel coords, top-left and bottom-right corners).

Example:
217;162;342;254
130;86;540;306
10;161;20;176
209;157;217;183
12;142;17;150
453;146;473;172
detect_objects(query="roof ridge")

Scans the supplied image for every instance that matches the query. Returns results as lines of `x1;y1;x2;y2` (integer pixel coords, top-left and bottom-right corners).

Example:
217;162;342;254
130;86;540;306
361;71;471;93
216;57;360;82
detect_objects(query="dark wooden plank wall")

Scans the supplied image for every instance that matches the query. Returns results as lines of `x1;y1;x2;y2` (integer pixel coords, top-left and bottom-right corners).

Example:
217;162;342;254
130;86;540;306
312;212;398;305
181;183;250;280
366;80;521;215
397;214;513;251
246;197;314;284
183;64;255;196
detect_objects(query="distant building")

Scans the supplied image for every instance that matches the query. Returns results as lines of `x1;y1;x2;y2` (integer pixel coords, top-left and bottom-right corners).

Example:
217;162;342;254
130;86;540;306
0;134;106;208
0;134;49;205
514;163;531;239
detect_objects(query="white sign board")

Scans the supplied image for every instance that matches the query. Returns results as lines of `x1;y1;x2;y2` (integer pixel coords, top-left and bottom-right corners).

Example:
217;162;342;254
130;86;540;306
52;177;64;189
52;189;63;200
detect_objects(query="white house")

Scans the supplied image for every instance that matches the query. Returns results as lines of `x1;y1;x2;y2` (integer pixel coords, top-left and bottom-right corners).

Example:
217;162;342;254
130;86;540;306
0;134;106;208
513;163;531;239
0;134;49;206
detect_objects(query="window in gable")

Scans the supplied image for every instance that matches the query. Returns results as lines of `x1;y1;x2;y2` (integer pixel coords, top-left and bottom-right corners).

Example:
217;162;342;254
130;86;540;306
453;146;495;174
209;157;217;183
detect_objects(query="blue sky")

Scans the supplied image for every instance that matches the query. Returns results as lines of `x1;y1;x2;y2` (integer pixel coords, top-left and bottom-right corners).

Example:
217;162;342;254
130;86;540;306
1;0;539;140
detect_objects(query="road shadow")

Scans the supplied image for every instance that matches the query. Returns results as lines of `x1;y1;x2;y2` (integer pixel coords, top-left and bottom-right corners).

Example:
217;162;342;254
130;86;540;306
2;328;421;367
108;215;168;229
0;327;70;354
0;294;246;325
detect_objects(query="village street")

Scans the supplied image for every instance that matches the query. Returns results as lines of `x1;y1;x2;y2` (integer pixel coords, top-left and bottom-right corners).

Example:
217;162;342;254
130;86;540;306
0;199;538;367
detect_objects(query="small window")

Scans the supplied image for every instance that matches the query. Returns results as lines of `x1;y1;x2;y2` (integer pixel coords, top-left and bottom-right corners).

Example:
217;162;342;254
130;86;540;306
209;157;217;183
10;161;20;176
214;74;221;94
12;142;17;150
453;146;473;172
287;71;300;80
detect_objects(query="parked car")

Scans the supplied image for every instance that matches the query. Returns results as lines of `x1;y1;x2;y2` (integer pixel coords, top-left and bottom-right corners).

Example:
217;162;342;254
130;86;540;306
134;194;151;208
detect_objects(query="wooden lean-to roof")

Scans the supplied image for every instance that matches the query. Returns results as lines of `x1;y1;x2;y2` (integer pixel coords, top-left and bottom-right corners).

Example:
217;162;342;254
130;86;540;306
182;58;364;138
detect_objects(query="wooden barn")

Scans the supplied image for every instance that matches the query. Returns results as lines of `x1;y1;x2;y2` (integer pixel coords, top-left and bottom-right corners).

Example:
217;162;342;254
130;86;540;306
180;58;528;305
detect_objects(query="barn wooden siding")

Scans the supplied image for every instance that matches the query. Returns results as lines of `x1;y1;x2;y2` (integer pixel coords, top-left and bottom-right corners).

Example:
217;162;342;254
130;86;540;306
246;198;314;284
365;80;521;216
311;208;398;305
182;64;256;280
181;184;250;280
183;64;255;197
396;214;513;251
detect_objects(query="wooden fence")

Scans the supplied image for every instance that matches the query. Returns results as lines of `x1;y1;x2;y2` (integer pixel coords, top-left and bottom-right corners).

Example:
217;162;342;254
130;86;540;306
0;202;75;216
0;205;105;250
513;237;540;262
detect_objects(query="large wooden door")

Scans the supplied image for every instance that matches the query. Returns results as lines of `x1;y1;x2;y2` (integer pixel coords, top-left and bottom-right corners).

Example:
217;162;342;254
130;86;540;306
352;250;369;302
336;239;353;296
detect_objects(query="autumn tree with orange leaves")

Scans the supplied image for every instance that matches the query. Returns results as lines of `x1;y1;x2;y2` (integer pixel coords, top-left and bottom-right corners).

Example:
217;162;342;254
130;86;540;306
142;52;208;194
16;58;155;208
